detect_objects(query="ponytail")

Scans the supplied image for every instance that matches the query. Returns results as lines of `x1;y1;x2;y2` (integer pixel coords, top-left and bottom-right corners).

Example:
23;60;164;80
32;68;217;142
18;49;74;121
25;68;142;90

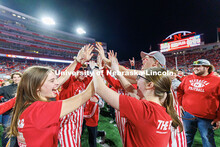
163;92;183;132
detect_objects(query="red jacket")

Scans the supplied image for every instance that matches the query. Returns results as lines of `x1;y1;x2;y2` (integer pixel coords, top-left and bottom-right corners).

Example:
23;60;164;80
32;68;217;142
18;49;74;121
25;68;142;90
84;95;101;127
177;72;220;120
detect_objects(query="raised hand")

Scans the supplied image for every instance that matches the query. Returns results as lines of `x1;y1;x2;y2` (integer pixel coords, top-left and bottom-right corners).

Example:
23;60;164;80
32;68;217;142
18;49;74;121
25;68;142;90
95;43;108;62
129;57;135;67
76;44;94;64
97;55;104;70
108;50;119;72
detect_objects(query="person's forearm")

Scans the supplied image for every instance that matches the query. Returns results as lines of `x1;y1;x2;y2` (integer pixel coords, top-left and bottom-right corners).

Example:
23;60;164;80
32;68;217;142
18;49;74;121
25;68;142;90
103;67;122;90
57;60;80;87
103;58;128;72
118;67;139;84
116;73;136;93
93;69;120;110
60;81;94;118
0;97;16;114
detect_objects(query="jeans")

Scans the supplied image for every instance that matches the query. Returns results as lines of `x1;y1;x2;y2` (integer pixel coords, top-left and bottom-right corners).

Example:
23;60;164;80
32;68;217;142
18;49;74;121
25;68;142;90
182;111;216;147
2;114;11;147
0;115;2;124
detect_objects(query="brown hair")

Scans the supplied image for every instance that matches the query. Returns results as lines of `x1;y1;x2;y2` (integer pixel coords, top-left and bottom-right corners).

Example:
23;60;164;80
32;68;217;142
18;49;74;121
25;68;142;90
204;65;214;74
11;72;22;79
144;68;183;131
169;68;178;74
8;66;54;136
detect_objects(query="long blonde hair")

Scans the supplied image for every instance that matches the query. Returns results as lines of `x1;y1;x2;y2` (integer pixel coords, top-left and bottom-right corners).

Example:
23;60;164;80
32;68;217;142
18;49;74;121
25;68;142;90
8;66;54;136
144;67;183;131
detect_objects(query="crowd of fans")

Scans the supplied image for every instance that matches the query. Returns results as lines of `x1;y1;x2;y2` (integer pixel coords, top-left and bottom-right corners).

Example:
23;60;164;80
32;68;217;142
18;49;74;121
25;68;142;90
0;57;67;76
166;49;220;73
1;47;219;81
0;43;219;147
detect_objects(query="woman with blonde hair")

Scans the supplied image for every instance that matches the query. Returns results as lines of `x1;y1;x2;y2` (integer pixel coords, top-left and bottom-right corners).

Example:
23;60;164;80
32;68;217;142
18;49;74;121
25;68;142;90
8;66;94;146
91;54;183;146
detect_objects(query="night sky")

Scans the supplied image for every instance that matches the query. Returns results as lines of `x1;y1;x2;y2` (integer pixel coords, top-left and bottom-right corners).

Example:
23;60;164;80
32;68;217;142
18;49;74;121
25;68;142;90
1;0;220;61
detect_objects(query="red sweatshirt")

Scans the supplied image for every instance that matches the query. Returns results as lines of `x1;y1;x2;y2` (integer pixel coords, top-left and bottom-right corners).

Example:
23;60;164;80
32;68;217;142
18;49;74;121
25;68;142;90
177;72;220;120
103;67;123;90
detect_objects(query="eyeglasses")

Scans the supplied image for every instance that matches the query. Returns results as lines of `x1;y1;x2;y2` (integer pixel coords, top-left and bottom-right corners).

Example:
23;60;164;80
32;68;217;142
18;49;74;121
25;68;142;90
136;75;150;82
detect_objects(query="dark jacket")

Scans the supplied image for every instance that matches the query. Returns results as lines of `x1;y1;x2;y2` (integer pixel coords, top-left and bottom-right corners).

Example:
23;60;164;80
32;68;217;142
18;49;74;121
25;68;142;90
0;83;18;114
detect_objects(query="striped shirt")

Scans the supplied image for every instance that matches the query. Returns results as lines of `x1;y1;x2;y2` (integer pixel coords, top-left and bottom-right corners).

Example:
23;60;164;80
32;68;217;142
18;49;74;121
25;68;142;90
58;75;92;147
167;90;187;147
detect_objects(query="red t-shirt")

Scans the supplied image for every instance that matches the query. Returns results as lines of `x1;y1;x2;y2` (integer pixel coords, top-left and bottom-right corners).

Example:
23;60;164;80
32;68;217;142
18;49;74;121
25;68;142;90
119;95;172;147
177;72;220;120
17;101;62;147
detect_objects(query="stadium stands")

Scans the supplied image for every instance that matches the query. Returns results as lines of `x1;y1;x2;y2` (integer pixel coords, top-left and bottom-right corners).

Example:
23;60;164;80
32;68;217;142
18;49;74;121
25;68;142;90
0;5;106;61
165;48;220;73
0;57;66;77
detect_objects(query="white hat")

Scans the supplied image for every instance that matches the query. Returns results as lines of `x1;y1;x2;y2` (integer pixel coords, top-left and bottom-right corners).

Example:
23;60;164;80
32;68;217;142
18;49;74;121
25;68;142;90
140;51;166;67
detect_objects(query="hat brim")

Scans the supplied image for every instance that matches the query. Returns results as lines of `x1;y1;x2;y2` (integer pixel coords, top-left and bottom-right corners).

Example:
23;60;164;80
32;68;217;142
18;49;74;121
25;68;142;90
193;64;211;66
140;51;153;59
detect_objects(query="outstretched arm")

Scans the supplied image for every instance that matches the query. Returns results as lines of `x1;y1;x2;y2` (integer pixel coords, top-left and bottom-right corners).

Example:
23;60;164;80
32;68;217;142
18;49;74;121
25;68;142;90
57;44;94;87
109;51;138;98
60;80;95;118
129;57;135;69
0;97;16;115
92;68;120;110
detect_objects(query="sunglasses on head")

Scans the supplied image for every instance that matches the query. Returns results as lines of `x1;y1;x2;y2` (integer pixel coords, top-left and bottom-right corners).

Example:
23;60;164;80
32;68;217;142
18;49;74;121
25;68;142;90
193;61;203;65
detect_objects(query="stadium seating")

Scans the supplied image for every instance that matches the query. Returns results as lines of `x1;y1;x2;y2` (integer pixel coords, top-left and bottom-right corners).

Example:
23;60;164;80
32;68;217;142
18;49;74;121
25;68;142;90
165;49;220;73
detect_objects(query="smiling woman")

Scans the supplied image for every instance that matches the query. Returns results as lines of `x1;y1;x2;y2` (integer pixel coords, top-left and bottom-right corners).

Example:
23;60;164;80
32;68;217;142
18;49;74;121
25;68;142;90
7;66;94;147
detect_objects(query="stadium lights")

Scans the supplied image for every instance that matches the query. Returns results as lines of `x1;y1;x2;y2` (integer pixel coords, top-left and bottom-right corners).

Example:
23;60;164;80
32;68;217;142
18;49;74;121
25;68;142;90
39;58;72;63
41;17;55;25
76;28;86;35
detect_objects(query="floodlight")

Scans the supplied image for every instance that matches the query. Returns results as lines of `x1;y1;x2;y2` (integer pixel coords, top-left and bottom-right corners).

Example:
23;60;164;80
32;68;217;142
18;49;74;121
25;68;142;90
41;17;55;25
76;28;86;34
